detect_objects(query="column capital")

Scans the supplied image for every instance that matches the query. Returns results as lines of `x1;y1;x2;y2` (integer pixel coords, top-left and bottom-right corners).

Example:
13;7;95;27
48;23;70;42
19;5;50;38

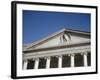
84;52;88;55
46;56;50;59
68;54;71;56
34;58;39;60
24;59;28;62
80;52;84;55
71;54;75;56
33;58;35;61
44;57;47;59
57;55;62;58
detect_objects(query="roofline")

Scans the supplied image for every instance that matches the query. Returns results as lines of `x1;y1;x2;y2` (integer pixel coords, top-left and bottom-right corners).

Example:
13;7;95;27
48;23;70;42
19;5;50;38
25;28;66;49
25;28;90;49
64;28;90;34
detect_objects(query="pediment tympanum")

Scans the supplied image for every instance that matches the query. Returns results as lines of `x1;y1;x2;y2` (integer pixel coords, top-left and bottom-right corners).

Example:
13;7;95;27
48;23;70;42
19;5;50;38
24;28;90;51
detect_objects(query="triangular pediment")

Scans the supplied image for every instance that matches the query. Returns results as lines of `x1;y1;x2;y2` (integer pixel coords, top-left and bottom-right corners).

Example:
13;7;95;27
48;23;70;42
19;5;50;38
24;28;90;51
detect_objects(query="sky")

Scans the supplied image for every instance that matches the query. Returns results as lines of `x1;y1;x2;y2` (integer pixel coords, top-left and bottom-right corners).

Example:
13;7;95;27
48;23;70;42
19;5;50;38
23;10;90;44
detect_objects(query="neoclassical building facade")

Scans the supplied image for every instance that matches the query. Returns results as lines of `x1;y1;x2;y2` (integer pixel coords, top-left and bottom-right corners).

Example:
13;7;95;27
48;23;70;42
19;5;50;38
23;28;91;70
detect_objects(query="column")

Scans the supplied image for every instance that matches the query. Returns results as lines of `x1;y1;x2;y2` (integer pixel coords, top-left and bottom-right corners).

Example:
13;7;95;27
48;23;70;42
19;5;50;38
23;59;28;70
84;52;88;67
71;54;74;67
58;55;62;68
34;58;39;69
46;57;50;69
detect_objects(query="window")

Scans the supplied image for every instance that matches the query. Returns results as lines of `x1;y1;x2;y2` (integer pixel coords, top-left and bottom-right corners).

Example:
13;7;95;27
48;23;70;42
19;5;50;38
50;56;58;68
74;53;84;67
87;52;91;66
38;57;46;69
27;59;35;69
62;55;71;67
